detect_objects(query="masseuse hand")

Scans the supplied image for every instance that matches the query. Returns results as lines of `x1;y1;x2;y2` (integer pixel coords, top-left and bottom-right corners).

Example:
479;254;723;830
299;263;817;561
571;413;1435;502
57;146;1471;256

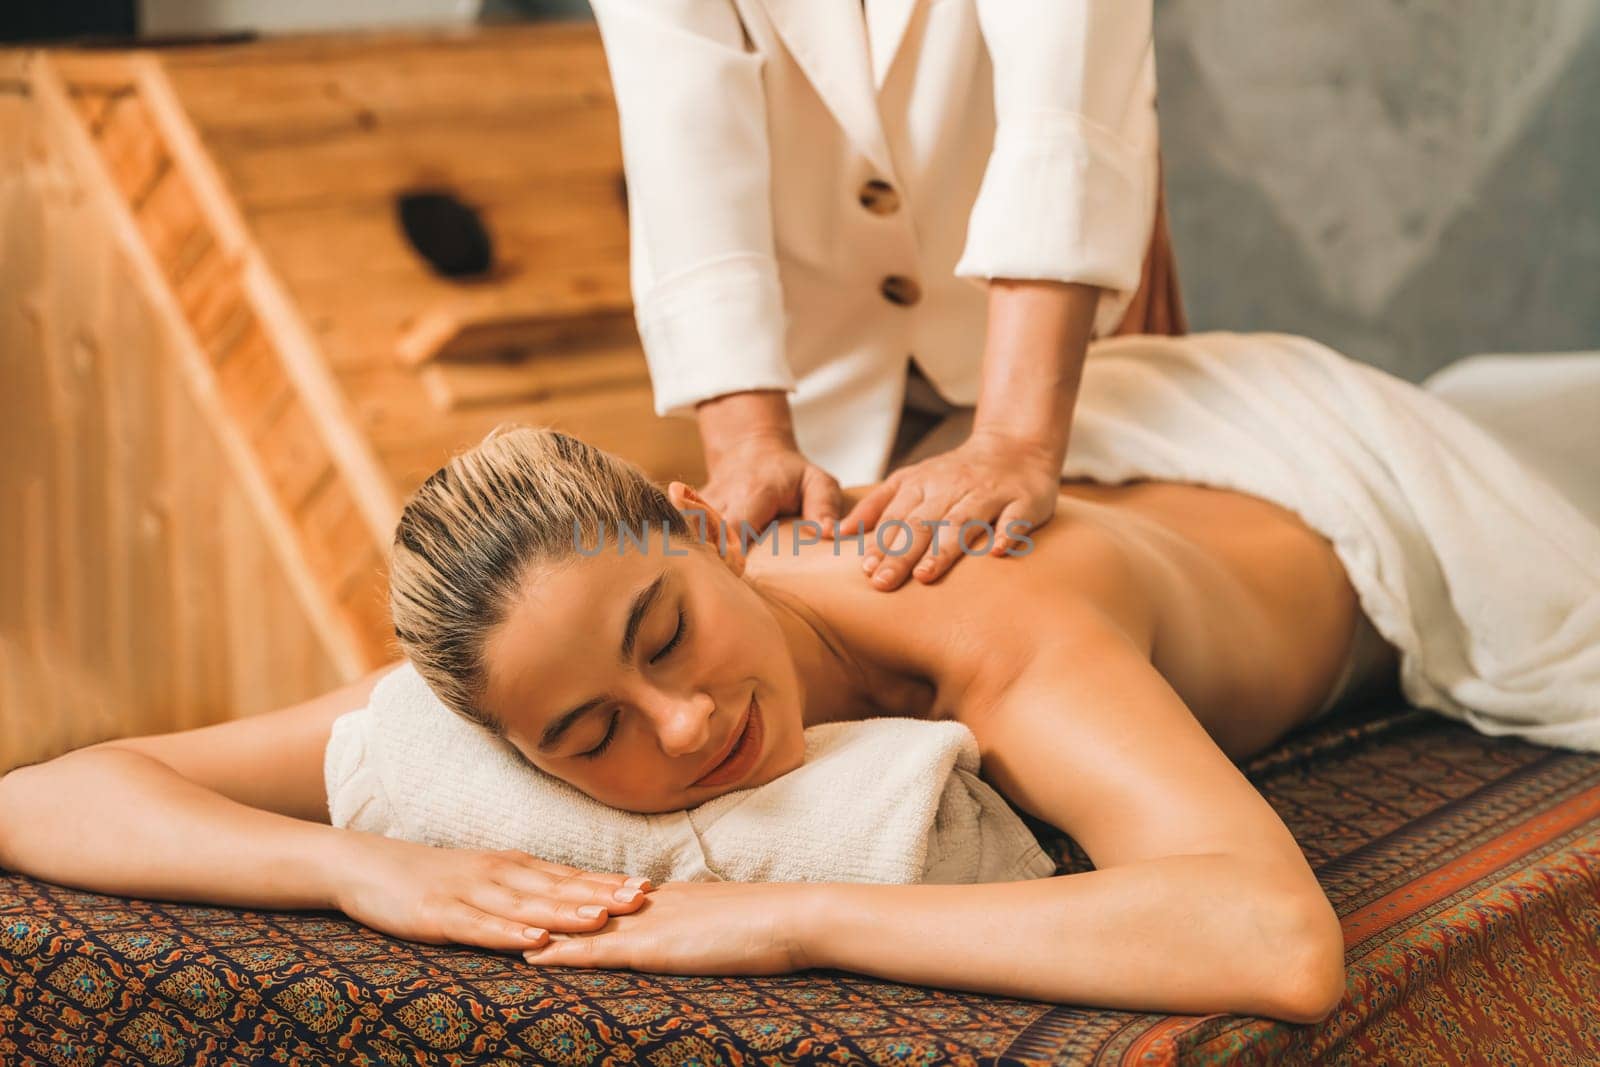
696;390;843;538
333;833;653;953
836;429;1060;590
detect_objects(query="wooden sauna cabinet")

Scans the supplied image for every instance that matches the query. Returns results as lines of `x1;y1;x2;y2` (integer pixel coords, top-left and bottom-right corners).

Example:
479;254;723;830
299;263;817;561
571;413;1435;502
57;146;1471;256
0;26;707;769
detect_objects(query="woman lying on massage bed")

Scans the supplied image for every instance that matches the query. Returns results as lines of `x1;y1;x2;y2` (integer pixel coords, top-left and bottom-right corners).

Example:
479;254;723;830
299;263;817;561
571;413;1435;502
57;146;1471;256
0;437;1382;1025
17;330;1593;1026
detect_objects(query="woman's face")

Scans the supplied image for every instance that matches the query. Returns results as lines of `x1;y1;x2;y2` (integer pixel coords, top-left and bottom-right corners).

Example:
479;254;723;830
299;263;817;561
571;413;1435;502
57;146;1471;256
478;524;807;814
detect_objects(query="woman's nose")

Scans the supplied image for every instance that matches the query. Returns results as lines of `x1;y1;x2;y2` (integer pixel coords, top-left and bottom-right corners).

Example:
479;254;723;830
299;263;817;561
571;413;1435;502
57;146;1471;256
651;690;717;757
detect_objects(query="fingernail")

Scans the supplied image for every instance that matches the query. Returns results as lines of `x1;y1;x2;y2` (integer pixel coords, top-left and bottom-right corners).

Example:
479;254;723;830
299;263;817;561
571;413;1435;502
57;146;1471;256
524;946;547;959
623;876;651;891
579;904;607;918
612;887;641;903
862;555;880;572
872;569;893;586
523;926;547;941
915;562;933;577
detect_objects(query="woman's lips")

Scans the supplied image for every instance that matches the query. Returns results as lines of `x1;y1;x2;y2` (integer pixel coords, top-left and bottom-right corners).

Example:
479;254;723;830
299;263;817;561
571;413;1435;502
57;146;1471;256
692;694;764;789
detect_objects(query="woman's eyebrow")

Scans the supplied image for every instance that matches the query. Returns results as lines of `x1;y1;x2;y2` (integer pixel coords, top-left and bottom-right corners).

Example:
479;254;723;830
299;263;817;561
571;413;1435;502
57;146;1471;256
536;569;667;753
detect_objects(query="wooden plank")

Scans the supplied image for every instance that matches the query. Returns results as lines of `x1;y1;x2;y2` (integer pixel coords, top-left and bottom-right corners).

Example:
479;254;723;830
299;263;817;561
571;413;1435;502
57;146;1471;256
256;398;337;515
0;89;57;760
96;226;149;741
43;52;145;94
173;247;253;363
0;49;35;84
215;322;295;438
161;325;211;729
292;242;634;376
68;326;116;729
419;344;650;410
337;566;398;669
398;302;637;365
298;477;383;598
247;169;629;288
369;380;709;494
205;101;623;214
309;293;634;376
134;162;209;281
133;53;404;543
3;29;735;770
219;481;344;721
95;90;168;207
34;55;377;679
1;72;349;767
69;86;128;134
165;34;615;147
152;21;598;70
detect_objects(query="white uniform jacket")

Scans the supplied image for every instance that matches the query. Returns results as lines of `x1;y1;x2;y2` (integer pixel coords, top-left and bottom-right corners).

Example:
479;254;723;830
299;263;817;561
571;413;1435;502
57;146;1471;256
590;0;1160;487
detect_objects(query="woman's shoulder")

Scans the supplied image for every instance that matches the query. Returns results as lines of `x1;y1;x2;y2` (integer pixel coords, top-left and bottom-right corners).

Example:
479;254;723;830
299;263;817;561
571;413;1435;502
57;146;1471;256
755;502;1157;711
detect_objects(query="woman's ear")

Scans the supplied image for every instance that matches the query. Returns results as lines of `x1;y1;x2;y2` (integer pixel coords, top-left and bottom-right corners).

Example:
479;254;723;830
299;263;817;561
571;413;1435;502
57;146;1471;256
666;481;746;577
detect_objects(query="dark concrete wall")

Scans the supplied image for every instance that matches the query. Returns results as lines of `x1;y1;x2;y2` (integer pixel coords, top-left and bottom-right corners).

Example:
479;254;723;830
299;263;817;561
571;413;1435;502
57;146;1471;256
1153;0;1600;378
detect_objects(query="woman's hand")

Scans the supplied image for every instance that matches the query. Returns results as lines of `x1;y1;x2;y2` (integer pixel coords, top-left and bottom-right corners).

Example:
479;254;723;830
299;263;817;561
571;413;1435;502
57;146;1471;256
699;437;843;541
836;430;1060;589
521;880;817;976
332;833;653;953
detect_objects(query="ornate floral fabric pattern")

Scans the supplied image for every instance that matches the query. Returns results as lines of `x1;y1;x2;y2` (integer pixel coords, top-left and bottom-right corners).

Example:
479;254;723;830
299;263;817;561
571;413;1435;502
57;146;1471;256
4;697;1599;1065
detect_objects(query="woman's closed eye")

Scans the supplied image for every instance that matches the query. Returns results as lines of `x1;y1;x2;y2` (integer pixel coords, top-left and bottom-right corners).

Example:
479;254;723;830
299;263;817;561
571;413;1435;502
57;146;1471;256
650;608;689;664
580;712;620;760
579;610;690;760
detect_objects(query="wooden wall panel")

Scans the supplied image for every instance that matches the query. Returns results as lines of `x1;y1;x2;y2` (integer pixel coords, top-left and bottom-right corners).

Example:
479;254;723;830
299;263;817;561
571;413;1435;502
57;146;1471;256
0;67;343;772
2;26;716;771
151;25;705;492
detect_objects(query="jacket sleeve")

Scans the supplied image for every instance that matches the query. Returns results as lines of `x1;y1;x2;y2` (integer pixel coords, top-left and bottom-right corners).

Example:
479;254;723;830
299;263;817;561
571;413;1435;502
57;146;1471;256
955;0;1158;299
589;0;794;420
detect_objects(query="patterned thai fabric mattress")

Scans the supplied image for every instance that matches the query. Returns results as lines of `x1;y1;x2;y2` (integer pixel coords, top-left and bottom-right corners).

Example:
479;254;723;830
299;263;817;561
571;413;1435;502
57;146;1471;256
4;696;1599;1066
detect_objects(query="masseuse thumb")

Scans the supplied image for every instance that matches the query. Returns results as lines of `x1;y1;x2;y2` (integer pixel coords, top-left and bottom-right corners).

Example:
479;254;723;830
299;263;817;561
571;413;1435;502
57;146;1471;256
801;467;842;539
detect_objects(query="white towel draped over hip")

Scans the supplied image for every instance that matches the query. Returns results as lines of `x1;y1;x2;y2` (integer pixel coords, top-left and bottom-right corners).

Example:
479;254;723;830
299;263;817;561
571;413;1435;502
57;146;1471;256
325;663;1057;885
917;331;1600;750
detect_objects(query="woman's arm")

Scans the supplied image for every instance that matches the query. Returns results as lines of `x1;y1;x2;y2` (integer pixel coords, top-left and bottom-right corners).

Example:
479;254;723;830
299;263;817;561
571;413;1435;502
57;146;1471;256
805;606;1345;1020
0;665;391;907
0;667;652;948
803;858;1336;1021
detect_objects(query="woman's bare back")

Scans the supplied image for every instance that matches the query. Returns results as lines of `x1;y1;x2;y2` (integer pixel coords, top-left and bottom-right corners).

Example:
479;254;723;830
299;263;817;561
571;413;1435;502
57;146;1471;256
745;478;1374;761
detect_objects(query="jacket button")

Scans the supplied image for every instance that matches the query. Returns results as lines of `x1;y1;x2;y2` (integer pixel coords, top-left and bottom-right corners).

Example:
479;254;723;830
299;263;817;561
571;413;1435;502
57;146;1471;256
880;275;922;307
858;179;901;216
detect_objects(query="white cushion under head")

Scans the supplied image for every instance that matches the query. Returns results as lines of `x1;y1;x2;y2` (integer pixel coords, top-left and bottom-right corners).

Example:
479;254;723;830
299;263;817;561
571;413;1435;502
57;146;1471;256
1424;352;1600;528
324;662;1058;885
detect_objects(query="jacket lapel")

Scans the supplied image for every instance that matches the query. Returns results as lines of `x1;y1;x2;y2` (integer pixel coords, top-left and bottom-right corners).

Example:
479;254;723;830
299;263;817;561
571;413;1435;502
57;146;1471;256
864;0;917;90
759;0;896;176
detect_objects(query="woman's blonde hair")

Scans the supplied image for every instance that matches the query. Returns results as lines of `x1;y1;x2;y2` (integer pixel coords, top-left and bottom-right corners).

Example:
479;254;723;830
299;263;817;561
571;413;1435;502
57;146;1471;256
389;425;691;732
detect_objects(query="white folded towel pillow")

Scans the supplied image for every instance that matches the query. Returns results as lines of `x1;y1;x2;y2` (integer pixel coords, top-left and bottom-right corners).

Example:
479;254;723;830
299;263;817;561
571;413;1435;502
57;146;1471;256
325;662;1059;885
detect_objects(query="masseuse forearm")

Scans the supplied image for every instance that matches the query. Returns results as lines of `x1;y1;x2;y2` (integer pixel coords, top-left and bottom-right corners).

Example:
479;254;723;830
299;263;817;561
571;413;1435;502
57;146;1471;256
806;854;1340;1019
971;280;1099;466
0;749;344;910
696;389;798;465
